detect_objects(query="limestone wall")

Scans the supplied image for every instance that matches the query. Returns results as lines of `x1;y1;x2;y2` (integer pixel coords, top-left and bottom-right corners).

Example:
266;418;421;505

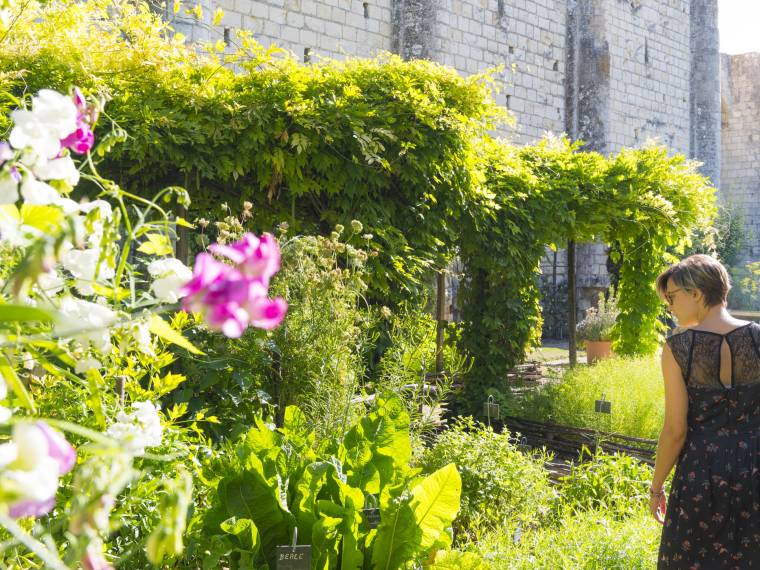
721;53;760;261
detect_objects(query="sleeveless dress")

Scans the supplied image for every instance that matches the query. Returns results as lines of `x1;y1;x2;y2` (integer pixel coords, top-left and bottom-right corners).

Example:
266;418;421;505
659;322;760;569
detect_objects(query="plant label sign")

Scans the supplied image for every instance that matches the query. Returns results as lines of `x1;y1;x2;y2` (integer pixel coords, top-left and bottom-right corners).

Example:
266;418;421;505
595;399;612;414
276;546;312;570
363;507;381;528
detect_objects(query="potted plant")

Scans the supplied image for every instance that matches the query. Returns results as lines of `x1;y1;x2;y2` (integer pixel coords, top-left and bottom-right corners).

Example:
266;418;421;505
576;290;619;364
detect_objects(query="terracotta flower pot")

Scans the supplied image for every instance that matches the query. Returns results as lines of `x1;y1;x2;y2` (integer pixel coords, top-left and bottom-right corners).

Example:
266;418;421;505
585;340;613;364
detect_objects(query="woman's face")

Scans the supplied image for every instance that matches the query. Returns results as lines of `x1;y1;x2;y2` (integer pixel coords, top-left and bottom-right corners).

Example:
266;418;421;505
663;278;703;326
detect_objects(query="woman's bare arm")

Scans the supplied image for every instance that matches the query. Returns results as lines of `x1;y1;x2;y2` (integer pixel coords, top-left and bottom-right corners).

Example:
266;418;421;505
650;342;689;522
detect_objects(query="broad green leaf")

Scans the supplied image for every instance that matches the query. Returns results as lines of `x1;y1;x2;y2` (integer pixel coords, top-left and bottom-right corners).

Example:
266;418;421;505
0;305;55;325
148;315;204;355
0;354;35;412
371;464;461;570
219;470;294;567
137;233;174;256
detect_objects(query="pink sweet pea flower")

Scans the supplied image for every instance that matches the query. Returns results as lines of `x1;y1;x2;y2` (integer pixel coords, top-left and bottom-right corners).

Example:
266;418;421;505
182;234;287;337
36;422;76;475
180;253;230;311
209;232;280;282
249;296;288;330
60;88;96;154
9;496;56;518
61;125;94;154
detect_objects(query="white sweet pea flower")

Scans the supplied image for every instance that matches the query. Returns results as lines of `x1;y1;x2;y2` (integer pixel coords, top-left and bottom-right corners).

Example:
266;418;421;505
36;270;65;296
74;358;102;374
79;200;113;219
9;90;77;162
61;248;115;295
8;110;63;161
79;200;113;247
33;155;80;186
55;296;117;353
106;401;163;456
148;258;192;303
0;170;20;204
27;90;79;140
20;176;60;205
0;205;37;247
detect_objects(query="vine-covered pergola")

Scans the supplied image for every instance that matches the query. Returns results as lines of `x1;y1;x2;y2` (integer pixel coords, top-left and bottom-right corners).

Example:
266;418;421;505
457;136;715;405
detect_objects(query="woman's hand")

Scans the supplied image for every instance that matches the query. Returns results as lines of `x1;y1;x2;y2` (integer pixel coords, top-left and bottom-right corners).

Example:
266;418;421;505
650;488;667;524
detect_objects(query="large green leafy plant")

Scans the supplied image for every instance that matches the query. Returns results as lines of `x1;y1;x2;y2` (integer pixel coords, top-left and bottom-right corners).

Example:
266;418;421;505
195;395;462;569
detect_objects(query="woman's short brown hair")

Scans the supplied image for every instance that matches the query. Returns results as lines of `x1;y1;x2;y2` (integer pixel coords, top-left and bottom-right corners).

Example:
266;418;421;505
656;254;731;308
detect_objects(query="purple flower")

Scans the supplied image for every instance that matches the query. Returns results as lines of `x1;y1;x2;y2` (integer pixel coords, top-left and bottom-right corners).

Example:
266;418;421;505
209;232;280;282
248;288;288;330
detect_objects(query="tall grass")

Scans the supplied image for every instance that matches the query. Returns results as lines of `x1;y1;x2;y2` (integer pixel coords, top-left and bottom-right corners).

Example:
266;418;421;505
462;508;659;569
520;355;664;439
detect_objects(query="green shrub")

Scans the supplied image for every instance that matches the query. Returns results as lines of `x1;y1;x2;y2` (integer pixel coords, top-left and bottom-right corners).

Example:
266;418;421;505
518;355;664;439
557;448;652;520
418;417;555;538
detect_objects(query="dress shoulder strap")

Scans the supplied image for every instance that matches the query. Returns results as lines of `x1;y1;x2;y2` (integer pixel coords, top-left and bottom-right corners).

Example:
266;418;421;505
666;329;694;382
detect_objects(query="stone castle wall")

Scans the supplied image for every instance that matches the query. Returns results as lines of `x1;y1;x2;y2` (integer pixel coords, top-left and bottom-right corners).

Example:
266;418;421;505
720;53;760;262
167;0;721;331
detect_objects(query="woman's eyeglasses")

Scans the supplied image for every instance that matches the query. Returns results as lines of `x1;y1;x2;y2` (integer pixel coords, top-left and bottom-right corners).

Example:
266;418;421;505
664;288;684;305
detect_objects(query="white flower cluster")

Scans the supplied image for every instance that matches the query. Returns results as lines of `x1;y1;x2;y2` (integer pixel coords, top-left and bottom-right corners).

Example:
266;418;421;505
106;401;163;457
2;90;82;206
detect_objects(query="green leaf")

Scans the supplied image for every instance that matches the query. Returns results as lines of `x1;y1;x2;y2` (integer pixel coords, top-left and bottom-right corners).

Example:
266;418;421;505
371;464;461;570
0;354;35;412
219;469;294;567
137;233;174;256
220;517;261;553
148;315;204;355
0;305;55;325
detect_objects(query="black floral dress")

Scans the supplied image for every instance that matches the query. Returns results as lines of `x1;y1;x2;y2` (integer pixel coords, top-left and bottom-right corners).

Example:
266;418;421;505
659;322;760;569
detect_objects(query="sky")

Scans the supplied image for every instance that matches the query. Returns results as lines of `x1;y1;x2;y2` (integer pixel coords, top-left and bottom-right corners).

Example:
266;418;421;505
719;0;760;54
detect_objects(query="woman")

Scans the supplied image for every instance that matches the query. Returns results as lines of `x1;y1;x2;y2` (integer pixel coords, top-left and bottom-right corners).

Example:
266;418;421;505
652;254;760;568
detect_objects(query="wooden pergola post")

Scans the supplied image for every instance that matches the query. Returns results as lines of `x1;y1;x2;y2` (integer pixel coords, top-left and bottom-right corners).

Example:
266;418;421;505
567;240;577;366
435;270;446;374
